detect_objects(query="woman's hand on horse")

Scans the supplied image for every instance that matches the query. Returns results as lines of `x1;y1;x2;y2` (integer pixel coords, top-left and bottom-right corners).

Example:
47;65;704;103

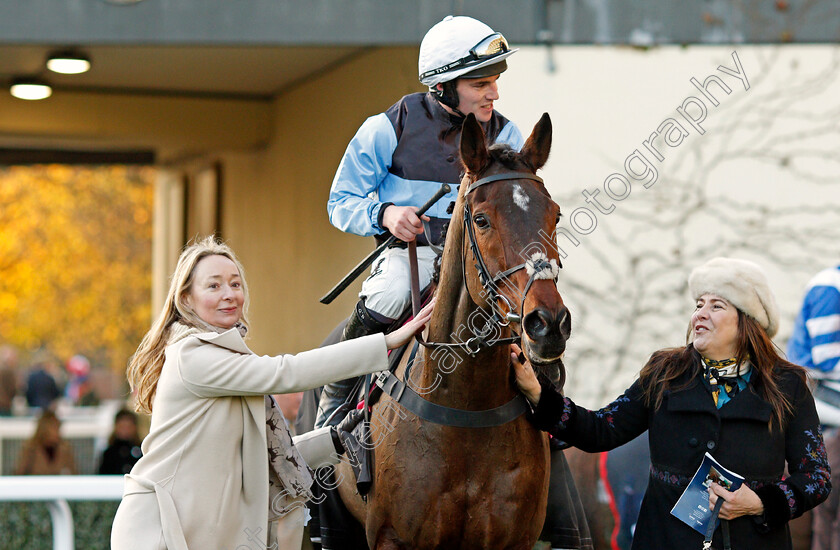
384;298;436;350
708;482;765;520
382;205;430;242
510;344;542;405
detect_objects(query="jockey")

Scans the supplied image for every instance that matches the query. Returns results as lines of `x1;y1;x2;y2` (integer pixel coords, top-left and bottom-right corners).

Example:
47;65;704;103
788;264;840;425
318;15;524;428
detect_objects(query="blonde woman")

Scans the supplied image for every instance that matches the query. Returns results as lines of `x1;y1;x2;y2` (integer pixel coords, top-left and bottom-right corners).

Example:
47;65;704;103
111;237;433;550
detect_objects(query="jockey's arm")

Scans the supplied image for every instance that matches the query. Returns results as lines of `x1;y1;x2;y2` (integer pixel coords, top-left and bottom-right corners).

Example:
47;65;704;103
327;113;397;237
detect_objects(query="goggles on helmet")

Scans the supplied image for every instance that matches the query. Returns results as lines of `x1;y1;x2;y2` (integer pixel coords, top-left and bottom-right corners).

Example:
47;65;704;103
419;32;510;81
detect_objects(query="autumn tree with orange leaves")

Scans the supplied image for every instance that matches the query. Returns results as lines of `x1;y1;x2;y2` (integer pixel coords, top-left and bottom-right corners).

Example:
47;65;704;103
0;165;154;376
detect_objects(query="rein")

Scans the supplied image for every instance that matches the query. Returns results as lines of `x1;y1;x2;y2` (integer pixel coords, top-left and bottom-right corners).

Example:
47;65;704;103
373;171;560;428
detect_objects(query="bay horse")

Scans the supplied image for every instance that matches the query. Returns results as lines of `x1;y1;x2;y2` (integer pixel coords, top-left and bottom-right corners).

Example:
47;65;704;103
335;112;571;549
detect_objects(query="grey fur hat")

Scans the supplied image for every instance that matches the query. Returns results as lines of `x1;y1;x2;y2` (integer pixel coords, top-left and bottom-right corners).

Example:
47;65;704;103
688;257;780;338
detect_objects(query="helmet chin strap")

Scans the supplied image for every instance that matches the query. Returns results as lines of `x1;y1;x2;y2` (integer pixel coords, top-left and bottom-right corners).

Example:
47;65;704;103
433;80;466;118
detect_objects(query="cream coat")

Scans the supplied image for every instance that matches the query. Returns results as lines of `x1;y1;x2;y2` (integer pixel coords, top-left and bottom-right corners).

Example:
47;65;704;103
111;329;388;550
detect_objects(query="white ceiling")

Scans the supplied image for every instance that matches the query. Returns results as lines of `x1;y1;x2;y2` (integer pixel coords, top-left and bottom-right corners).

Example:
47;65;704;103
0;44;369;99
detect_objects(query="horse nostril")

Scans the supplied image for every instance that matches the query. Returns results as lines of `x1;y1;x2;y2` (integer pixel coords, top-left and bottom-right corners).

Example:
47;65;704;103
559;306;571;337
523;309;552;339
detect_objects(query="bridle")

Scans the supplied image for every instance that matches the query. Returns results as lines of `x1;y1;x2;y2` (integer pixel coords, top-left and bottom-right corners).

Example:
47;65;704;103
373;170;563;428
412;171;562;356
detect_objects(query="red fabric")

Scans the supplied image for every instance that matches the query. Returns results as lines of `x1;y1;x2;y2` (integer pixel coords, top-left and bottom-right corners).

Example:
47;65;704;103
599;451;621;550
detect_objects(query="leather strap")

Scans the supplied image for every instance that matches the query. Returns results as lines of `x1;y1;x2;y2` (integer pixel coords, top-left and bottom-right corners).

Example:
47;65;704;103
408;240;422;318
722;517;731;550
466;172;544;195
408;239;438;350
363;371;371;424
703;498;731;550
374;343;529;428
376;371;529;428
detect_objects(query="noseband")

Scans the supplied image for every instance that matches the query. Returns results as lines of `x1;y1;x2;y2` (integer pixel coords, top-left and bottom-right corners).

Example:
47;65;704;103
417;171;562;356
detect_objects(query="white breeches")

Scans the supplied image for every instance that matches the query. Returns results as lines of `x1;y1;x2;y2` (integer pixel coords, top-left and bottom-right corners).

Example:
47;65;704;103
359;246;437;320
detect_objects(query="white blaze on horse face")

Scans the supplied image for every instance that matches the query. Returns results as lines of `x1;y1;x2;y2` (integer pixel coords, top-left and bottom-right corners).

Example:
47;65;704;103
512;184;530;212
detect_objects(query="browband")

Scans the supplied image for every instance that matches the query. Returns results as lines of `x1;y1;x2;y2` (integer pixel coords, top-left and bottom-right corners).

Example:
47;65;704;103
465;172;544;195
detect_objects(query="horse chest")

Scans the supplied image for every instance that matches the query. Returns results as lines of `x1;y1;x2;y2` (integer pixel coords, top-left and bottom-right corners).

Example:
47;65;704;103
375;439;548;550
379;420;548;507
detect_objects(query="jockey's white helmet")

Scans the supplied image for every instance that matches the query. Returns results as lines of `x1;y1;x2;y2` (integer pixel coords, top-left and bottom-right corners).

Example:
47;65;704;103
418;15;517;88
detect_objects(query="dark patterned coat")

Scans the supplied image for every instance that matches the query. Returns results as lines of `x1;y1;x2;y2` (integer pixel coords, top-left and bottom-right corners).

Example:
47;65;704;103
533;347;831;550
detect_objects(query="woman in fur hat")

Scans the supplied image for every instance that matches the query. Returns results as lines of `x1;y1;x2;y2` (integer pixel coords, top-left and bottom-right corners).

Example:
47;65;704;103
513;257;831;550
111;236;433;550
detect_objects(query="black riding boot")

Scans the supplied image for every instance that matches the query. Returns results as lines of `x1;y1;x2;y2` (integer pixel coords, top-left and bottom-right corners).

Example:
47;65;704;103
341;299;392;341
315;300;392;428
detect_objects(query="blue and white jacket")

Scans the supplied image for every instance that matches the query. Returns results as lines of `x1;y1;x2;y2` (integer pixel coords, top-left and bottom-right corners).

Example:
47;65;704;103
788;265;840;379
327;92;524;245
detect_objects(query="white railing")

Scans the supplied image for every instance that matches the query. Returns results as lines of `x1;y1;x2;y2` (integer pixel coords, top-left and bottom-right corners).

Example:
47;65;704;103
0;475;124;550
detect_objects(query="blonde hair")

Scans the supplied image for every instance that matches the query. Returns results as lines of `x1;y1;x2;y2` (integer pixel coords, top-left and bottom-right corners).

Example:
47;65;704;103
127;236;250;413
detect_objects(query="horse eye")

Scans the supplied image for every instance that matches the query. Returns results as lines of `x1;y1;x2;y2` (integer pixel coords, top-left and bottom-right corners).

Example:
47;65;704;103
555;212;561;225
473;214;491;229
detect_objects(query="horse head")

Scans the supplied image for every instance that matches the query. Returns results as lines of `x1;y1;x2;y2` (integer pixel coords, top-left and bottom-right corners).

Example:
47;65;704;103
458;112;571;385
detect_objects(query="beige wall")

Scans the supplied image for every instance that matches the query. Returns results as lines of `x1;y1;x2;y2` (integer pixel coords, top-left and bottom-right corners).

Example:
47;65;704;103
498;45;840;406
220;46;423;355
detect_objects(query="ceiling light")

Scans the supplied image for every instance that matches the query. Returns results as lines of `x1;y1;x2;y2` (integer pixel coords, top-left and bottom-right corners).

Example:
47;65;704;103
47;52;91;75
10;79;53;101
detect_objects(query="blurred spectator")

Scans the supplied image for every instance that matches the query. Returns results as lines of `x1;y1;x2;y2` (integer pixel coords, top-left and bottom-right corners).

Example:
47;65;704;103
24;350;61;411
787;264;840;550
65;354;100;407
98;409;143;475
0;344;20;416
15;410;77;475
789;264;840;420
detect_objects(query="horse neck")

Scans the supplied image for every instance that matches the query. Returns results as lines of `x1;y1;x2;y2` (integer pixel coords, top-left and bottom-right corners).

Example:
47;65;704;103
415;196;517;410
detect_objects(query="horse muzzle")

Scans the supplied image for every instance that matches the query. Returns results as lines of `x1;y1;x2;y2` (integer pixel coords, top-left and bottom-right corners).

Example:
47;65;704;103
521;305;571;365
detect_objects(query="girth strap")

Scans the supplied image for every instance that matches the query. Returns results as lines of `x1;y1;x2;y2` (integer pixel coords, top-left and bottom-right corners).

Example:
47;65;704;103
374;343;530;428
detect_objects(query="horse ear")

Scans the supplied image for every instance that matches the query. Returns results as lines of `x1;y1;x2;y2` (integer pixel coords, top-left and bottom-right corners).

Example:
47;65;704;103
460;113;489;174
520;112;552;171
